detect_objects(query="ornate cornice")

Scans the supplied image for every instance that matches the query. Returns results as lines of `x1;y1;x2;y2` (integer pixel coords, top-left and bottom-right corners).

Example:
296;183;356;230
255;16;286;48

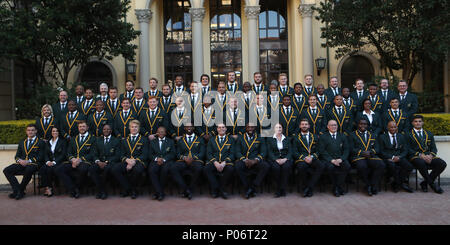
298;3;314;18
189;8;206;22
135;9;152;23
245;5;261;20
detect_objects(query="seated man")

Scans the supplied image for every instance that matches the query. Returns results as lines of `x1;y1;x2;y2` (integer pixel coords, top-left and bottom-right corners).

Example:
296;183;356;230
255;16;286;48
55;121;95;198
235;123;269;199
89;124;121;200
171;123;205;200
318;120;350;197
111;120;149;199
378;121;413;193
349;118;385;196
148;126;175;201
205;123;235;199
407;115;447;194
3;124;45;200
293;119;324;197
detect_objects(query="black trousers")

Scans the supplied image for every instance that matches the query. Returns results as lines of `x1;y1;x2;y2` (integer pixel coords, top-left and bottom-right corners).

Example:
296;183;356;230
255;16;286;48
270;160;293;192
411;158;447;185
88;163;116;193
384;159;413;186
203;163;235;193
3;163;38;193
55;162;90;192
296;159;325;190
38;164;58;188
148;161;172;195
353;159;386;188
169;160;203;192
324;160;350;190
111;162;146;192
235;160;270;190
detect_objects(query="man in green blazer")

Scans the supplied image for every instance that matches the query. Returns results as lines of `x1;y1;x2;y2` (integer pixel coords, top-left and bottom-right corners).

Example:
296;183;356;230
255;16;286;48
235;123;269;199
383;98;409;134
293;119;324;197
319;120;351;197
398;80;418;118
325;95;353;135
205;123;235;199
148;126;175;201
407;115;446;194
87;100;114;137
89;124;121;199
378;121;413;193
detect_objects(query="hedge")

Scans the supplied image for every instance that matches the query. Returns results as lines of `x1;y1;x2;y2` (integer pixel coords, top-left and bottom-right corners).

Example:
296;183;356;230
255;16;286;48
0;114;448;144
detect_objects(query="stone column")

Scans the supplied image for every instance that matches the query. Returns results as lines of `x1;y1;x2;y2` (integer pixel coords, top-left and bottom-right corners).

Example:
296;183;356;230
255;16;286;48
135;9;152;91
245;5;261;83
189;7;206;82
299;3;314;78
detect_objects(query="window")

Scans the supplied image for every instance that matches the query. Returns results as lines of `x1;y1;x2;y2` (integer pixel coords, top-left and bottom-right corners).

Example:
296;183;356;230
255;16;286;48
164;0;193;85
259;0;288;85
210;0;242;88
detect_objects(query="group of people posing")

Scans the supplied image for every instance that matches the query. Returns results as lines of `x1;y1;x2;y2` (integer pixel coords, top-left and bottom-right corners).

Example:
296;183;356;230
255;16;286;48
3;71;447;201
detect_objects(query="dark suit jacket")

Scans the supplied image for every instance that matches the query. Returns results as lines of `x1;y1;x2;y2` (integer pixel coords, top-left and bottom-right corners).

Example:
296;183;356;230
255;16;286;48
292;94;307;115
176;135;206;163
52;102;69;120
382;109;409;134
318;132;349;162
144;90;162;101
119;91;136;102
87;111;114;137
292;133;318;162
398;92;418;117
113;110;138;139
130;99;148;118
325;106;353;135
342;97;358;118
60;111;87;139
158;96;176;115
44;138;67;165
366;94;384;114
235;134;266;161
120;134;149;167
316;95;331;111
300;107;327;135
67;134;96;163
378;133;408;160
355;111;383;136
148;137;176;162
92;136;121;164
196;107;217;137
350;90;369;112
168;108;191;138
207;135;235;164
324;87;342;102
252;84;267;94
36;116;59;141
406;129;438;161
278;86;294;97
139;107;168;137
14;137;46;166
302;86;317;99
348;130;381;162
266;136;292;162
79;99;96;117
377;89;397;111
279;107;299;137
225;109;245;136
105;99;121;118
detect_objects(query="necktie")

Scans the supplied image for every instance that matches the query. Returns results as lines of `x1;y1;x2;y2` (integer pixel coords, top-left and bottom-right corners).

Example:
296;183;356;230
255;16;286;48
338;107;342;116
44;118;48;127
70;112;74;120
285;107;290;115
105;137;109;144
61;103;65;110
358;92;362;98
283;87;286;94
177;87;181;93
364;132;367;142
159;139;163;151
332;134;336;140
320;96;324;104
383;91;387;101
150;110;155;118
188;136;192;144
394;110;398;118
392;135;397;149
124;111;128;118
203;87;207;95
178;110;183;118
84;101;89;111
312;109;316;117
307;87;311;94
302;134;309;145
419;130;423;139
165;98;168;105
233;110;237;121
27;139;32;150
401;95;405;101
111;100;116;110
334;88;338;96
132;136;136;144
219;137;224;144
96;113;101;120
102;96;106;102
136;101;141;108
127;92;131;98
344;99;349;107
80;135;85;144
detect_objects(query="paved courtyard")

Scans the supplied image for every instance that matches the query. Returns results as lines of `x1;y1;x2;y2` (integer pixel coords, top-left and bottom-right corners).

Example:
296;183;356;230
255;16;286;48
1;184;449;225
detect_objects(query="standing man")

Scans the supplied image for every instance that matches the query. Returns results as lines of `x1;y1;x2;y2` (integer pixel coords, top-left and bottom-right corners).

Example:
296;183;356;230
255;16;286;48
159;84;176;115
398;80;418;118
187;82;202;116
252;72;266;94
349;118;385;196
113;98;137;139
226;71;240;93
407;115;446;194
379;121;414;193
171;123;205;199
214;81;228;121
131;87;147;117
377;78;396;112
293;119;324;197
119;80;136;101
200;74;213;97
350;79;369;112
234;123;269;199
55;121;95;198
342;87;357;118
140;96;168;141
319;120;351;197
225;97;245;138
87;100;113;137
172;75;188;96
73;84;85;106
89;124;121;199
3;124;45;199
367;83;384;114
302;74;316;98
96;83;109;102
79;88;96;117
52;90;69;120
326;95;353;135
316;84;331;111
301;95;327;135
169;96;190;140
61;100;86;140
278;73;294;97
205;123;235;199
197;95;216;142
145;77;162;100
106;87;120;118
324;76;342;101
111;120;149;199
279;95;299;137
383;98;409;134
148;126;175;201
292;83;306;115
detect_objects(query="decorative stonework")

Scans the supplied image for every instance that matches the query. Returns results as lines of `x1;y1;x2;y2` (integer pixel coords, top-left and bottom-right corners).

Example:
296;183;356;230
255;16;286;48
189;8;206;22
245;5;261;20
135;9;152;23
298;4;314;18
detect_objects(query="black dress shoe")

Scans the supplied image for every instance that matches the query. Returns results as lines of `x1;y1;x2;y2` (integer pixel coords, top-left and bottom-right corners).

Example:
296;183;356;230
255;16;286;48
8;192;17;199
367;186;373;196
120;190;130;197
400;184;413;193
338;187;345;196
211;192;219;198
220;191;228;200
96;192;102;199
130;190;137;199
152;193;159;200
280;190;286;197
430;183;444;194
100;192;108;200
303;187;311;197
15;192;25;200
274;191;282;198
245;188;254;199
372;188;378;195
306;189;313;197
420;181;428;192
71;189;80;199
391;183;399;193
184;189;192;200
158;193;165;201
333;187;340;197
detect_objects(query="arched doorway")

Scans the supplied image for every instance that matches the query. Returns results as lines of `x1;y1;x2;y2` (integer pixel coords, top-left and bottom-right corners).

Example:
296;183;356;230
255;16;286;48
80;61;113;93
340;55;375;91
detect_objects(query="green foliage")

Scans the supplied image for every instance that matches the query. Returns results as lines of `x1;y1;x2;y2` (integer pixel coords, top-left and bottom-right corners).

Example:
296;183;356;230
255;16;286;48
314;0;450;86
422;115;450;136
0;120;35;144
